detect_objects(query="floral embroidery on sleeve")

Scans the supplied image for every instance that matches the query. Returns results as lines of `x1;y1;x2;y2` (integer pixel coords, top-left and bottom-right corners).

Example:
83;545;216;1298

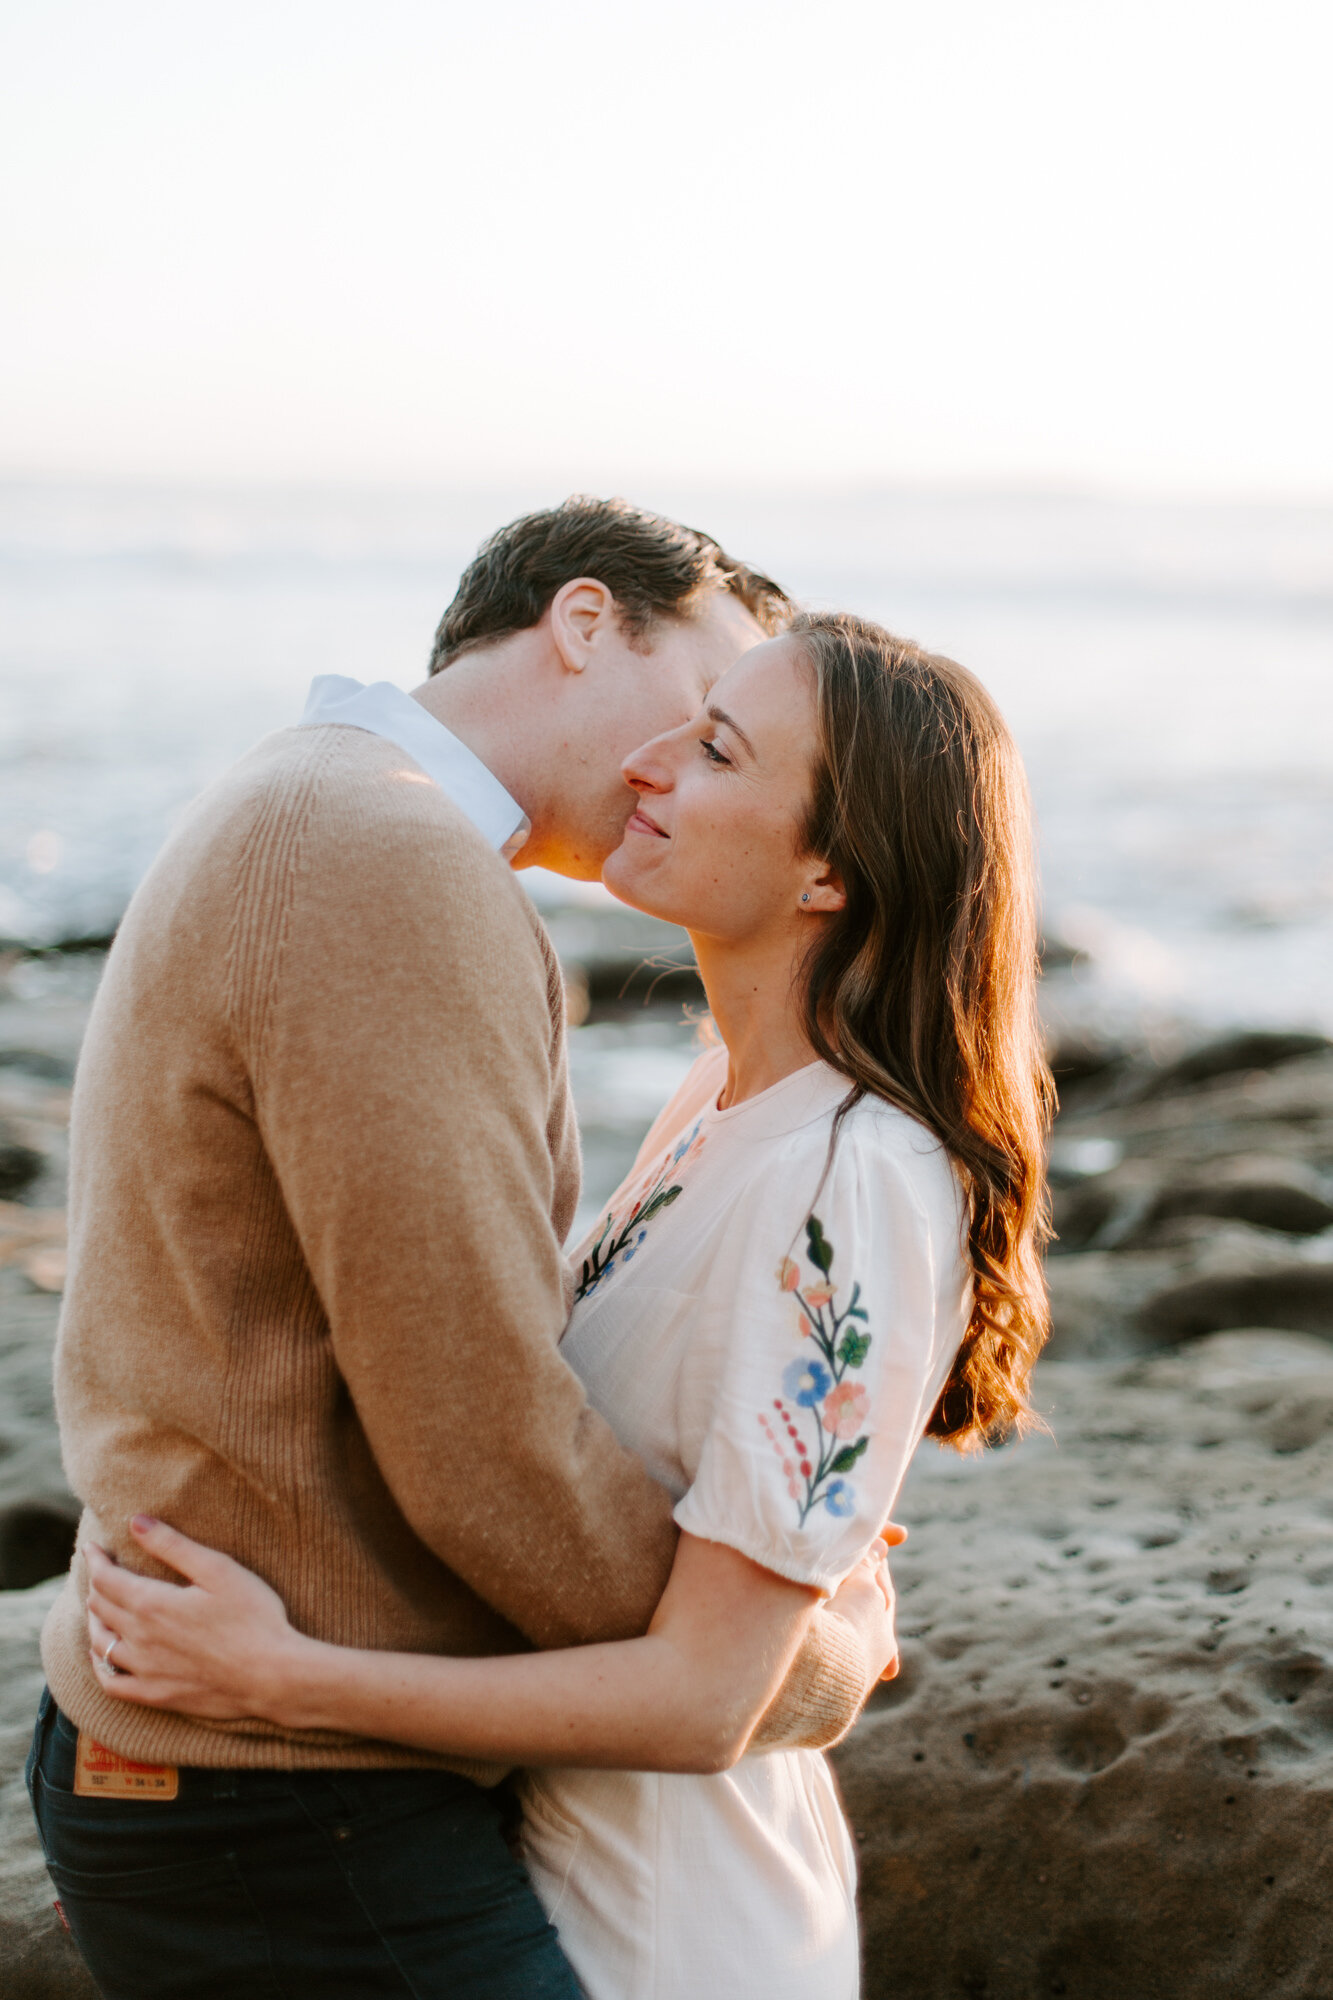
575;1120;707;1302
758;1214;873;1524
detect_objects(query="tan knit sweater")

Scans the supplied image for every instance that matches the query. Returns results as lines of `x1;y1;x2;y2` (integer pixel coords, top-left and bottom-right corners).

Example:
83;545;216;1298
43;723;868;1775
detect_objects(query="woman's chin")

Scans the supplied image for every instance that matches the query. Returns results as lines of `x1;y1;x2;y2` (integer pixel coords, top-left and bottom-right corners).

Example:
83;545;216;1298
601;846;673;922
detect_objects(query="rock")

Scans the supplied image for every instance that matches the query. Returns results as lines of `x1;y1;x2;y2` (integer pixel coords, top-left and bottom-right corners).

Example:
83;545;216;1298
0;1579;98;1998
1037;937;1094;974
1140;1267;1333;1343
0;1504;80;1594
0;1127;44;1202
1137;1029;1332;1099
0;1075;71;1217
1046;1029;1333;1122
836;1332;1333;2000
0;1054;76;1086
1053;1047;1333;1167
1053;1153;1333;1254
1148;1160;1333;1239
1044;1219;1313;1361
1044;1044;1333;1361
0;1268;76;1583
1046;1033;1133;1107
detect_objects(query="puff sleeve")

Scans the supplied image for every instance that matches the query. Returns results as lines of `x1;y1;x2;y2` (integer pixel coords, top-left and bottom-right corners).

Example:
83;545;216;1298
673;1120;965;1593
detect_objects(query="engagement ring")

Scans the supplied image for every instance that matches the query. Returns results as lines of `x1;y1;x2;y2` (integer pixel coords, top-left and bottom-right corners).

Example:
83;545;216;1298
99;1637;122;1677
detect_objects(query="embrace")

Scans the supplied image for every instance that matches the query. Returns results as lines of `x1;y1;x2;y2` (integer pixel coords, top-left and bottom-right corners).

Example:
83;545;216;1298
28;498;1052;1998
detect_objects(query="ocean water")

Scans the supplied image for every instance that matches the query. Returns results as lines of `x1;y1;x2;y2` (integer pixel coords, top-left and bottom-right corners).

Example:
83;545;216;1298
2;479;1331;1053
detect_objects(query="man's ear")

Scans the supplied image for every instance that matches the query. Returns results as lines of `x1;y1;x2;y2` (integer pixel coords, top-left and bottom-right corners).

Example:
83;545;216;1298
801;861;846;916
548;577;616;674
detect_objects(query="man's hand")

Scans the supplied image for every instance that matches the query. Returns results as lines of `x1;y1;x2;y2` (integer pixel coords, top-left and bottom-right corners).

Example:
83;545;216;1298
824;1522;907;1683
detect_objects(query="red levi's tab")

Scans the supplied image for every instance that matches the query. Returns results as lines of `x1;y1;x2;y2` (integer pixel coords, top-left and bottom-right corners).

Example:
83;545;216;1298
73;1733;179;1800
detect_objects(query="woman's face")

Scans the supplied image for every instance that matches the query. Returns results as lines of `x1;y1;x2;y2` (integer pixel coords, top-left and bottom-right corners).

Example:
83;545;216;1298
603;636;833;941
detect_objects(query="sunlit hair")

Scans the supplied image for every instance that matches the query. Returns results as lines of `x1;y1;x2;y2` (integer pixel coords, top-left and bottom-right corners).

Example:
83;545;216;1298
790;612;1053;1450
429;496;791;671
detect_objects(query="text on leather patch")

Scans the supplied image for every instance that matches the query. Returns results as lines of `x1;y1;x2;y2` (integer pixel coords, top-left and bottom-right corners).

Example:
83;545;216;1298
74;1733;179;1799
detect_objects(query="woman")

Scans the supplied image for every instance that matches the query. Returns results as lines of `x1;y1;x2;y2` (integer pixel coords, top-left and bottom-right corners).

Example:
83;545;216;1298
86;612;1052;1999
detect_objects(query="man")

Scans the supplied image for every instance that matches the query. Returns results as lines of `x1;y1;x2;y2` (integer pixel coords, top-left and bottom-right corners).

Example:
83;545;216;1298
29;498;896;1997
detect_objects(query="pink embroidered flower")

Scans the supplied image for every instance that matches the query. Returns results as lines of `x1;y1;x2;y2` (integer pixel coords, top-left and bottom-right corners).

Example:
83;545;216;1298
822;1381;871;1440
803;1284;835;1309
777;1257;801;1292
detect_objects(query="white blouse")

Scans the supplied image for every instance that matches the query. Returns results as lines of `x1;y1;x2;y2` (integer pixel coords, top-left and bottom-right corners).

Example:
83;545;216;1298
522;1046;972;2000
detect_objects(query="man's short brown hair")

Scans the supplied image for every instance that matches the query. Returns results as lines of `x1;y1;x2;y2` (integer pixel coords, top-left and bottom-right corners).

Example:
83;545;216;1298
428;495;792;673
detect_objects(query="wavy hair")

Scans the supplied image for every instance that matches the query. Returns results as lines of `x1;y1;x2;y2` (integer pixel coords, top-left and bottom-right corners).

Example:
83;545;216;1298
790;612;1053;1449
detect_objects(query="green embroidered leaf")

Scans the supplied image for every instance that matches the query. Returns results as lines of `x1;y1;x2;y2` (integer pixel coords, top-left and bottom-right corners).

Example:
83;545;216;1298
829;1435;869;1473
806;1214;834;1276
640;1183;684;1221
838;1329;871;1369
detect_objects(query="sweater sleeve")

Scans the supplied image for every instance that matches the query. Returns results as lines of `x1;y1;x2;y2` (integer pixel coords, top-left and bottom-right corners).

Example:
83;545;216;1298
236;759;678;1650
749;1608;873;1751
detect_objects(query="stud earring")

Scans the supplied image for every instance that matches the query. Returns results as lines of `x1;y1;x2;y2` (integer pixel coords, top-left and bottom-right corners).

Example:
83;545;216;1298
801;893;810;903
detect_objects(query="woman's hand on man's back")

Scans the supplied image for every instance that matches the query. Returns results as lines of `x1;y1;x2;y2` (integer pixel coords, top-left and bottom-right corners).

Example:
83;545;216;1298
824;1525;907;1684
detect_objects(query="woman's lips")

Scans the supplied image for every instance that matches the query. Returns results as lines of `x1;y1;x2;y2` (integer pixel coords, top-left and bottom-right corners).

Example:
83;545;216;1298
627;808;669;838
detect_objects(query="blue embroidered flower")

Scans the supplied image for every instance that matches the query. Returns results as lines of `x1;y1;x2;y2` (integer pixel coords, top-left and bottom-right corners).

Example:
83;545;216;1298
621;1229;649;1264
782;1358;833;1408
824;1479;856;1518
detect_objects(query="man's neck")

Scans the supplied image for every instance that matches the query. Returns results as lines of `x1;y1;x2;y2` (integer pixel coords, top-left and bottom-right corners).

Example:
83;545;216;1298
411;665;532;823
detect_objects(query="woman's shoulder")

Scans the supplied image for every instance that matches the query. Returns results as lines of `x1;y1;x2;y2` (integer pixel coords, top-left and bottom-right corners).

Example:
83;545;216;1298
838;1083;954;1166
841;1090;963;1220
756;1065;947;1165
754;1071;964;1235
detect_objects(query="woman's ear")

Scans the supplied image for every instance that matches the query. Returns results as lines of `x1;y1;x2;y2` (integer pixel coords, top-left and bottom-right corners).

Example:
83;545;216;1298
800;862;846;915
548;577;616;674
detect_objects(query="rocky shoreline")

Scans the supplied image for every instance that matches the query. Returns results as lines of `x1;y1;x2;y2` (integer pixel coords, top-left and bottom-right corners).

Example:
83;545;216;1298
1;952;1330;1997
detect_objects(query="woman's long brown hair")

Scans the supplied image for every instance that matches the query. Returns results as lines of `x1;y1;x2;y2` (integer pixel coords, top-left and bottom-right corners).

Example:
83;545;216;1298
790;612;1053;1450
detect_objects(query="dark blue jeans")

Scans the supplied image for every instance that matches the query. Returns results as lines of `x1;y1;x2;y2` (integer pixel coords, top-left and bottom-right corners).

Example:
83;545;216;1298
27;1690;582;1999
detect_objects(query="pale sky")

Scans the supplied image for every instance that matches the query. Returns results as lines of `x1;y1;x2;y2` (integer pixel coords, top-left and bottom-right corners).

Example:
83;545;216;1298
3;0;1330;496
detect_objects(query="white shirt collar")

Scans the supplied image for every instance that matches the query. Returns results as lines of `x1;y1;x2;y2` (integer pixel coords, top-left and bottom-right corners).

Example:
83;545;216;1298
298;675;530;860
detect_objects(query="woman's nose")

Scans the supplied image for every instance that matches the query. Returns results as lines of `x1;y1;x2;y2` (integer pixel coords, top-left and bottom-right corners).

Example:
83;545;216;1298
621;732;676;794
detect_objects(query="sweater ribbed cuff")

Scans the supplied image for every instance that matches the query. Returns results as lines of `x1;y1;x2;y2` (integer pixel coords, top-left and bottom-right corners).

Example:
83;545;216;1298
748;1608;870;1752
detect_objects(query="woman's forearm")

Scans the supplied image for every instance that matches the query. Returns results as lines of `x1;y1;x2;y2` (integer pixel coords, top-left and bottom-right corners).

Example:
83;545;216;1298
268;1532;824;1774
273;1627;773;1775
88;1522;845;1772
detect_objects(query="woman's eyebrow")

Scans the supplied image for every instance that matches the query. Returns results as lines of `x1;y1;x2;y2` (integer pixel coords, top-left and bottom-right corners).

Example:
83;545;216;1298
705;704;757;757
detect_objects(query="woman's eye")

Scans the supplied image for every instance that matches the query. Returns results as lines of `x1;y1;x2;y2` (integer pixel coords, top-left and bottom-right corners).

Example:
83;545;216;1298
701;737;731;766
